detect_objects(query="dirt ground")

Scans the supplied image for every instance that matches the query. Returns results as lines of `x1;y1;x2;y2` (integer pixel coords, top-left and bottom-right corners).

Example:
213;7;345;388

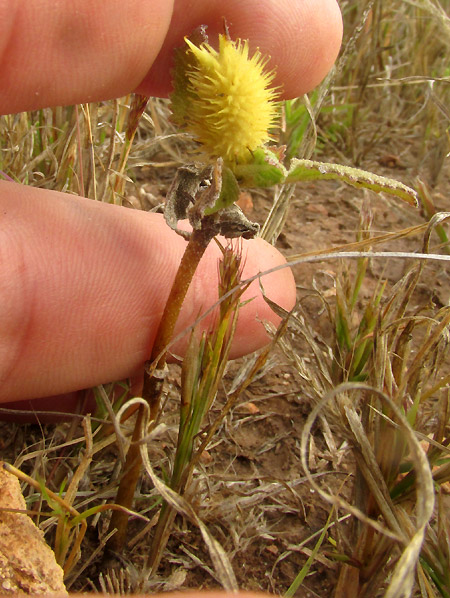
1;148;449;596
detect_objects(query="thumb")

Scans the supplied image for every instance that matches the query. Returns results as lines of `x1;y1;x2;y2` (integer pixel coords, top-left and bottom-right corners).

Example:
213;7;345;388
0;181;295;403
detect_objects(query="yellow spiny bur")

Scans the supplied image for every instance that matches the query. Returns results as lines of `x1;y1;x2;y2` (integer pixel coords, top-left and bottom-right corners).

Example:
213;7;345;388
171;33;279;164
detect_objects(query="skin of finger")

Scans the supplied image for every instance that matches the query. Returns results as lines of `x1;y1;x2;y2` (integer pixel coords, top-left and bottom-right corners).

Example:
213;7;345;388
0;0;174;114
0;0;341;114
0;181;295;403
138;0;343;98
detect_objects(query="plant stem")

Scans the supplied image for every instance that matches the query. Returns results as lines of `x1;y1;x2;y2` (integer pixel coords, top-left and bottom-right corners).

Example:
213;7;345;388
144;223;217;414
106;223;216;554
104;404;145;554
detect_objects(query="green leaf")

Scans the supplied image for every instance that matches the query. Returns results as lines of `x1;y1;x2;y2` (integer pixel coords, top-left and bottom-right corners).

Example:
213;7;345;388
286;159;419;207
232;146;287;188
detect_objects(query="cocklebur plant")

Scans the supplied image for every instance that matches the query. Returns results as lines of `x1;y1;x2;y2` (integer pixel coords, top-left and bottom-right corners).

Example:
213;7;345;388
107;27;282;551
109;26;420;554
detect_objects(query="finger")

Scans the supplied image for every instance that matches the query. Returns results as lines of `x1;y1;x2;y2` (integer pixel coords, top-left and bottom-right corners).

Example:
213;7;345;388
0;0;341;115
138;0;343;98
0;181;295;403
0;0;174;114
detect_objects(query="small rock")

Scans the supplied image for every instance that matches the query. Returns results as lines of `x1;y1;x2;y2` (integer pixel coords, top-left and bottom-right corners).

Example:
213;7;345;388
0;462;67;596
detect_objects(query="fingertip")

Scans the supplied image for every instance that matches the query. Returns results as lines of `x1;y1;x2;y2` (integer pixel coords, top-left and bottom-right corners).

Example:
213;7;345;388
230;237;296;357
0;1;174;113
170;235;295;360
272;0;343;98
137;0;342;98
243;237;296;313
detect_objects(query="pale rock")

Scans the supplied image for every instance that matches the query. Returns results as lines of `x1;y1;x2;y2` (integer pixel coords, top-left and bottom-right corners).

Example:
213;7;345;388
0;462;68;596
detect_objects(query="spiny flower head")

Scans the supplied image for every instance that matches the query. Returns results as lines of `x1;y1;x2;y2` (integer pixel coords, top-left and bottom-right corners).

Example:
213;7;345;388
170;32;279;165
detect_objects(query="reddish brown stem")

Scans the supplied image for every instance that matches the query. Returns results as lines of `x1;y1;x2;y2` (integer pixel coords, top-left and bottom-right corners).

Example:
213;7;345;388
105;404;145;554
106;224;215;555
143;224;216;415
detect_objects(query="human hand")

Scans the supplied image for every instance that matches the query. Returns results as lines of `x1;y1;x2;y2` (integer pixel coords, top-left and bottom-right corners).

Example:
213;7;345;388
0;0;342;413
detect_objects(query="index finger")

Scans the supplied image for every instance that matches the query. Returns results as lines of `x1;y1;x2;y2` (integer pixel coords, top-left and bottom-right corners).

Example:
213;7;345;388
0;0;173;114
0;0;342;114
140;0;343;99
